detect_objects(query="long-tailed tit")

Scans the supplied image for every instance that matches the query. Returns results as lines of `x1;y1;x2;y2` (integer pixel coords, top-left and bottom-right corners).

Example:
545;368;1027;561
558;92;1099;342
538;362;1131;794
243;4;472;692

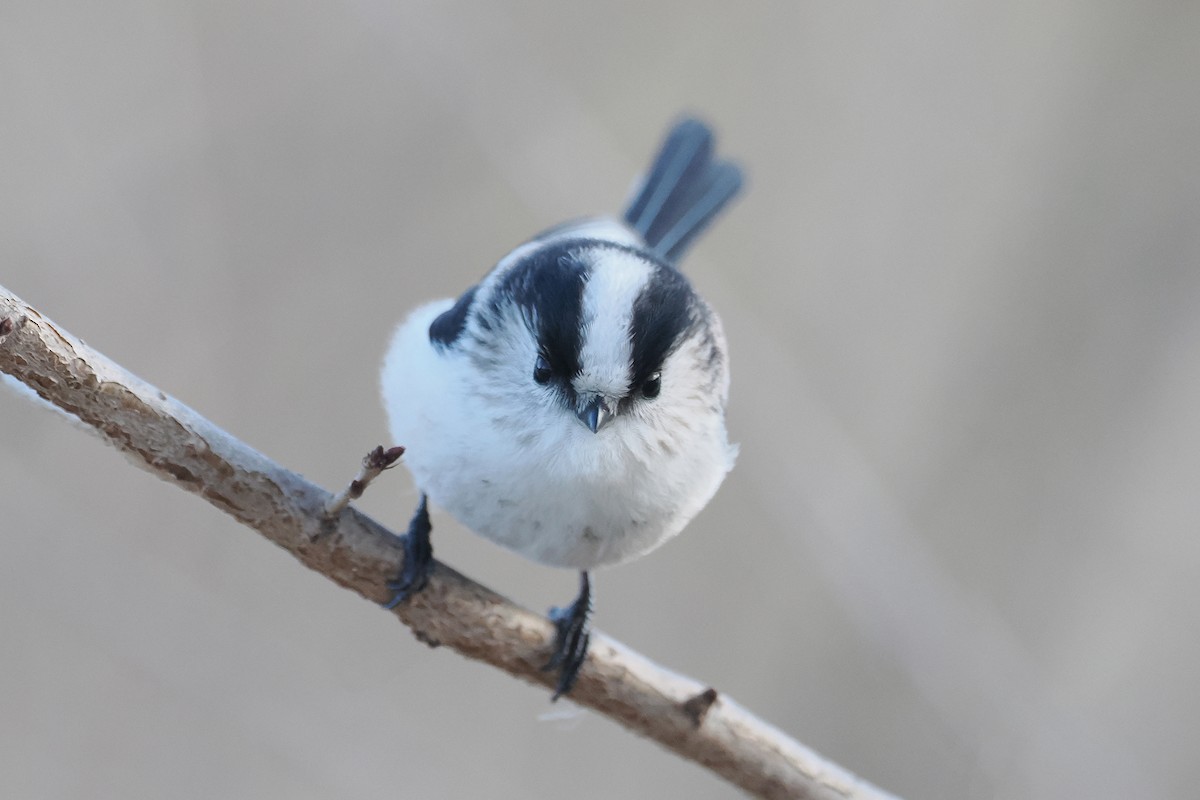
380;118;743;698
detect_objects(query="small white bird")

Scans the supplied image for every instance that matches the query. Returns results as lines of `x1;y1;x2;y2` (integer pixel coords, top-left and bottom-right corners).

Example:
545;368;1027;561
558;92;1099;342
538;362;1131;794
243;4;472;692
380;118;743;698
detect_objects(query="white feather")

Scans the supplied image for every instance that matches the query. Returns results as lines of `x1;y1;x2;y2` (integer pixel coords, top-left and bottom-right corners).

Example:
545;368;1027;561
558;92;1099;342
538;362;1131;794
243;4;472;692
380;219;734;571
573;250;651;398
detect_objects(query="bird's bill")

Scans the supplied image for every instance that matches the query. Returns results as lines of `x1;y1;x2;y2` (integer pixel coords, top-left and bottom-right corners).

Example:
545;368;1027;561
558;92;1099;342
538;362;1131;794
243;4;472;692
576;396;615;434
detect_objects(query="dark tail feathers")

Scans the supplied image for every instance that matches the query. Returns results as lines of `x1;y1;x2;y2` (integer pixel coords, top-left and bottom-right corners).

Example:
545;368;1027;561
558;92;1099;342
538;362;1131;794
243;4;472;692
623;118;743;263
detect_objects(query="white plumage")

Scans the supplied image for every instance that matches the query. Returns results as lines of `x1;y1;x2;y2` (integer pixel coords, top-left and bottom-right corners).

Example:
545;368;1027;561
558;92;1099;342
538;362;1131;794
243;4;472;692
378;118;743;698
381;233;735;569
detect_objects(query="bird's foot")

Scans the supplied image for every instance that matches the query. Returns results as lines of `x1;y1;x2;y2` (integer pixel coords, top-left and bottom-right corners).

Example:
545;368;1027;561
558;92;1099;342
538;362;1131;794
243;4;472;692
383;495;433;610
543;572;592;700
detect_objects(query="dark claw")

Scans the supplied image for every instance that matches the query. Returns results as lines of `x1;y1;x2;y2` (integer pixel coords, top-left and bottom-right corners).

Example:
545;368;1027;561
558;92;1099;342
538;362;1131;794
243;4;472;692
543;572;592;700
383;495;433;610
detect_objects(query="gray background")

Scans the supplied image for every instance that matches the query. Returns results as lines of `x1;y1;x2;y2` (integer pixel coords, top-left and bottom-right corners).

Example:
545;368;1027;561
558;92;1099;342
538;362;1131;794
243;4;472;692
3;3;1199;798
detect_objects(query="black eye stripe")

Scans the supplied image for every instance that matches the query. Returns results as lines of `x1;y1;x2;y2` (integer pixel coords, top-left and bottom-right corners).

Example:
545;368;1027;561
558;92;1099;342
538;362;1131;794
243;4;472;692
489;242;591;379
629;263;698;386
480;239;698;399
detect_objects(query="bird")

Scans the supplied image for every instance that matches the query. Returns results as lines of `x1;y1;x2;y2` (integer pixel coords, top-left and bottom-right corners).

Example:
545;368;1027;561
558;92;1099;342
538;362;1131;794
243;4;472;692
380;118;743;699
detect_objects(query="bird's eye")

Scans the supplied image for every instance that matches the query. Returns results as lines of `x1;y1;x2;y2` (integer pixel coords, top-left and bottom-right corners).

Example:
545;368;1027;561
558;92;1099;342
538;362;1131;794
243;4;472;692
533;354;553;384
642;371;662;399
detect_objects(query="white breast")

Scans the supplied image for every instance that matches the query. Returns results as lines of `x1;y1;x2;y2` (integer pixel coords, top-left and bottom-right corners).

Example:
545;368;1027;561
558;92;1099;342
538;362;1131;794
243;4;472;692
380;300;733;570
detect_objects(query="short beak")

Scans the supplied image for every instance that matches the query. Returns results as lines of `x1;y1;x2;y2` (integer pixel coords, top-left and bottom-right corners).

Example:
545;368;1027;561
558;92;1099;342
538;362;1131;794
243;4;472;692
576;396;614;434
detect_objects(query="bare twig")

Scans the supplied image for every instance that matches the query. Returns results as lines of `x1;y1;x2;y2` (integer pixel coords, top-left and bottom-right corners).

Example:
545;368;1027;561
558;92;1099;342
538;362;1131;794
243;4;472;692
323;444;405;519
0;284;899;800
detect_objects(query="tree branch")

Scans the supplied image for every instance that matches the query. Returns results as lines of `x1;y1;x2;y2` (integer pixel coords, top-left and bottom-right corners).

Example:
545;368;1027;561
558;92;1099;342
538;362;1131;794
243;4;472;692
0;284;898;800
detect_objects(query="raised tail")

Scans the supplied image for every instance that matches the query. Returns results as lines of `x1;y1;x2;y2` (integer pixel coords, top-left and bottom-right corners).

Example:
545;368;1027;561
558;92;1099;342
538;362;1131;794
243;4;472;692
623;118;743;264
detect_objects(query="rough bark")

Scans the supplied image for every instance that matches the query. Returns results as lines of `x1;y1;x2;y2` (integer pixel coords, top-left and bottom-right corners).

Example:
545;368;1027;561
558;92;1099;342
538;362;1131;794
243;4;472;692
0;284;898;800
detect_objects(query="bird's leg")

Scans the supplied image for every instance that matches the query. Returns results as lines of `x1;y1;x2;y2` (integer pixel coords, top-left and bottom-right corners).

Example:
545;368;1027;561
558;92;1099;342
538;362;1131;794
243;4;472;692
543;571;592;700
382;494;433;609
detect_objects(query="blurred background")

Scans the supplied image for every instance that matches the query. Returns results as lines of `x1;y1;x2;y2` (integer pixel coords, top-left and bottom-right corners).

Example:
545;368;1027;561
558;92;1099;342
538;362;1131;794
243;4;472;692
2;2;1198;798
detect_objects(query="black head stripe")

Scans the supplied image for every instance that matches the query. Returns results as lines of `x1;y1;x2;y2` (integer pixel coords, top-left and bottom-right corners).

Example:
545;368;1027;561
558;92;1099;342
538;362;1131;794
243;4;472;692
463;237;697;394
629;264;698;386
489;242;590;378
428;284;479;349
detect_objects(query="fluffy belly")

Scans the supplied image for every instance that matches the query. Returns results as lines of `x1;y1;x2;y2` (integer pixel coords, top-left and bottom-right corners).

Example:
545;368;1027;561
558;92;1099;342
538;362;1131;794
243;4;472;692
414;451;679;569
381;301;728;571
